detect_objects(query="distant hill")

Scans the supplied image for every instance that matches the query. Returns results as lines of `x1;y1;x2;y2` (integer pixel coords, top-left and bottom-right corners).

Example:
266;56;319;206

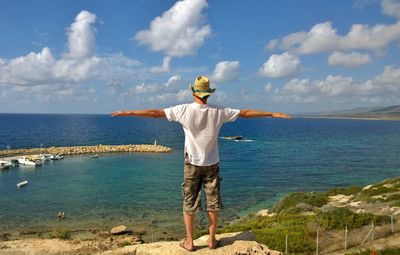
298;105;400;120
368;105;400;116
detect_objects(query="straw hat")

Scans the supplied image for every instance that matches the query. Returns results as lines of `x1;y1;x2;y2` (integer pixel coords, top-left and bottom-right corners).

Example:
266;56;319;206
189;76;216;98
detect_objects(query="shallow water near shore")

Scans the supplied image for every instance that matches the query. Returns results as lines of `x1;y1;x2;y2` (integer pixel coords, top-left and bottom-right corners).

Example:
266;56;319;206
1;114;400;240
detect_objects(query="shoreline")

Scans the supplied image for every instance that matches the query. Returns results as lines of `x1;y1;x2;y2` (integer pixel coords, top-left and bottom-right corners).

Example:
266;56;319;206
298;116;400;121
0;144;172;159
1;176;399;255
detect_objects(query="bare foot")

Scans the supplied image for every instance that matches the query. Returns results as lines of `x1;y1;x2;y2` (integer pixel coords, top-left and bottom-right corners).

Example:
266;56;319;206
209;238;218;249
179;240;195;252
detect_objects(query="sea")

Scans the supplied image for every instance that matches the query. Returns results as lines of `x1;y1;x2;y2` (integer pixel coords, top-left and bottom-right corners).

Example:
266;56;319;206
0;113;399;240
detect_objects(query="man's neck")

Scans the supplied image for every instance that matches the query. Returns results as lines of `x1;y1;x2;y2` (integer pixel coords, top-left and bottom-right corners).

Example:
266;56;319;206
193;96;207;105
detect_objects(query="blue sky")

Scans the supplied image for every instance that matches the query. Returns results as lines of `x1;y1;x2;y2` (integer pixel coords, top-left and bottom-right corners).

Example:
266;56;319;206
0;0;399;114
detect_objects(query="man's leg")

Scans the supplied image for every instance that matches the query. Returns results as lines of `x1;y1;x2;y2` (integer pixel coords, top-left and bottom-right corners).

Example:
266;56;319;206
181;163;202;251
204;163;222;249
207;210;218;248
182;212;195;250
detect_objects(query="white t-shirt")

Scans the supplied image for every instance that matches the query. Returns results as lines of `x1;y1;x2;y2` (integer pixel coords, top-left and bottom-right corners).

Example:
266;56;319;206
164;102;240;166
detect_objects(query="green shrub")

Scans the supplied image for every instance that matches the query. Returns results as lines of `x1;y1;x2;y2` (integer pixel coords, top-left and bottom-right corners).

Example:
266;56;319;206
385;193;400;202
316;207;391;230
391;200;400;207
272;192;329;213
254;227;315;253
215;214;316;253
117;241;132;247
359;186;399;201
326;186;362;196
382;177;400;185
53;227;70;240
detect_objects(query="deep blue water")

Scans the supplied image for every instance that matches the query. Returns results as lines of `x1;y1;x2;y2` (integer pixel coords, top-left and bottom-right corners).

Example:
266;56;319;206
0;114;400;238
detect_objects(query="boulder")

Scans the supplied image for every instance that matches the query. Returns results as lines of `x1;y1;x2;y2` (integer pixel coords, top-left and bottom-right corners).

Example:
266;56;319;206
110;225;128;235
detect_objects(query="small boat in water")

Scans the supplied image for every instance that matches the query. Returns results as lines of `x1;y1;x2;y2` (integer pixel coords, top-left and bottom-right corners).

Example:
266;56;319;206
90;155;99;158
222;136;243;141
50;154;64;160
18;156;42;166
40;154;52;161
0;160;12;169
17;180;28;188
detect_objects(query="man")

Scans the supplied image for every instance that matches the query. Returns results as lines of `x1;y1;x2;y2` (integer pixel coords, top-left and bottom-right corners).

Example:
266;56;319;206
111;76;290;251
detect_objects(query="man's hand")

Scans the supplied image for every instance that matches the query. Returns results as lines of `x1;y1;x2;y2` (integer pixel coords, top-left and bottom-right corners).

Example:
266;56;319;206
272;112;291;118
111;111;130;117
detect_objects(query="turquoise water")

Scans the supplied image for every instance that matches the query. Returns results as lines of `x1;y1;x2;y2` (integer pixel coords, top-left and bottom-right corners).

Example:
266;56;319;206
0;114;400;239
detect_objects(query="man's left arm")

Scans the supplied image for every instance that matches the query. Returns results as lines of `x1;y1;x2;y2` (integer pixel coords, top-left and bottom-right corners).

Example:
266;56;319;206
239;109;290;118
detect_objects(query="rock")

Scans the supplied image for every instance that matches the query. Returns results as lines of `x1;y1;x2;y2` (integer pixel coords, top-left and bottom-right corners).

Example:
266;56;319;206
256;209;276;217
363;184;373;190
116;236;143;247
110;225;128;235
99;231;282;255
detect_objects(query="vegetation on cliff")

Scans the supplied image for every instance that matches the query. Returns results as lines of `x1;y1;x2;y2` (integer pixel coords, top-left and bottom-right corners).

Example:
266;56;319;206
196;177;400;254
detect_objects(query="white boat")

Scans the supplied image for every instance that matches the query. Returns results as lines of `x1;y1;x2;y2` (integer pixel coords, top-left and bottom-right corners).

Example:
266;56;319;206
51;154;64;160
90;155;99;158
40;154;52;161
222;135;243;141
0;160;12;169
18;156;42;166
17;180;28;188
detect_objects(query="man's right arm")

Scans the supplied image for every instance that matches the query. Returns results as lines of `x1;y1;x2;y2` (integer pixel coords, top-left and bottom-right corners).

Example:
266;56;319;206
239;109;290;118
111;109;166;118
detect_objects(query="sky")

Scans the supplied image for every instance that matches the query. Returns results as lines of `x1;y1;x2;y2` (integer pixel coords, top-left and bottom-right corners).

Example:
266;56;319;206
0;0;399;114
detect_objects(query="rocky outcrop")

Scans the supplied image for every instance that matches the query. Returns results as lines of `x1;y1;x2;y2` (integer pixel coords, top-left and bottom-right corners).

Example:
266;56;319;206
100;232;282;255
0;144;172;157
0;232;282;255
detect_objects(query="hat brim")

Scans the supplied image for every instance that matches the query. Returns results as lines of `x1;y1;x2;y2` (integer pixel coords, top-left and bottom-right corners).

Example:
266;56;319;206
189;84;216;98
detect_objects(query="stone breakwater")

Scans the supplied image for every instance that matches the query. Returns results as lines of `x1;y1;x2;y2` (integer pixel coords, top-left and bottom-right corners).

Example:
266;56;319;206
0;144;172;157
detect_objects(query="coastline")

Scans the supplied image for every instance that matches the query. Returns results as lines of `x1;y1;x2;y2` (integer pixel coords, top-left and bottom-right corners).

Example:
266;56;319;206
0;177;400;255
298;116;400;121
1;176;399;254
0;144;172;158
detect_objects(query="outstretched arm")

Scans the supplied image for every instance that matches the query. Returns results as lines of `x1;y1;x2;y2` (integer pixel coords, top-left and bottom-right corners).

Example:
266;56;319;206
111;109;166;118
239;109;290;118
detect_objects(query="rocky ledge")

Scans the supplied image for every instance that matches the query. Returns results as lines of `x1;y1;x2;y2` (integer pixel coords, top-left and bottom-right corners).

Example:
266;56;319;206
0;144;172;157
0;231;282;255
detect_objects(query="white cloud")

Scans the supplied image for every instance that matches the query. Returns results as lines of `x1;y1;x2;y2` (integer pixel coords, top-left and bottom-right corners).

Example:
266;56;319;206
135;83;158;94
328;51;372;67
65;10;97;59
353;0;379;9
165;75;182;87
156;89;191;103
151;56;172;73
0;11;101;87
259;52;301;78
264;83;273;92
274;65;400;105
266;39;279;50
268;21;400;54
134;0;210;57
381;0;400;19
211;61;240;82
0;10;144;94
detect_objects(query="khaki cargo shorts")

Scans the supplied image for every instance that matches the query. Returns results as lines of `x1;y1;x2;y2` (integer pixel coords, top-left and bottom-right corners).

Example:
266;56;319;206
182;162;222;214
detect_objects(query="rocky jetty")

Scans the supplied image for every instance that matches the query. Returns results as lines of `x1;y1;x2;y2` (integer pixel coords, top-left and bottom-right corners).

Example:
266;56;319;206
0;144;172;157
